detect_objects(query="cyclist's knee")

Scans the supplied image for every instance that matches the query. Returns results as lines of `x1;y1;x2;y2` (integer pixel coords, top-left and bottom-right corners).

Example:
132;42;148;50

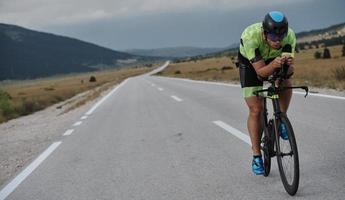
248;105;263;117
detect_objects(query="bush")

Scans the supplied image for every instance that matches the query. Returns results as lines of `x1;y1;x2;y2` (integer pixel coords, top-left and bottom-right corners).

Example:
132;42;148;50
174;70;181;74
89;76;97;82
342;44;345;57
314;51;322;59
323;47;331;59
0;90;12;100
20;100;41;115
334;66;345;81
221;66;233;70
0;90;15;118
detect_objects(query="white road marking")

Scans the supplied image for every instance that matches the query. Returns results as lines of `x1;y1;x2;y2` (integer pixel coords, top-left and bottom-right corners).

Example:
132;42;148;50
0;141;62;200
63;129;74;136
85;79;128;115
73;121;82;126
151;84;155;87
158;87;164;91
213;120;251;145
171;95;182;102
80;115;88;120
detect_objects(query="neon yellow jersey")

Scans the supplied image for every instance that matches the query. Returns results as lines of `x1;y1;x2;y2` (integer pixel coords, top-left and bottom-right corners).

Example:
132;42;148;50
239;23;296;62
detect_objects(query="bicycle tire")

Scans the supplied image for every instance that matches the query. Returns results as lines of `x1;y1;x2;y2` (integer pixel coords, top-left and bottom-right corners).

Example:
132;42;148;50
276;116;299;195
262;125;271;177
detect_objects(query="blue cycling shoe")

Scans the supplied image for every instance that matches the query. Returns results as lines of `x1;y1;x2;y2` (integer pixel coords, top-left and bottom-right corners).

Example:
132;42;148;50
279;123;289;140
252;156;264;175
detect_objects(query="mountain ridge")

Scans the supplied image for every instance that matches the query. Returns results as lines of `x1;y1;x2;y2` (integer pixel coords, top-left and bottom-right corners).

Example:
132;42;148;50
127;22;345;58
0;23;153;80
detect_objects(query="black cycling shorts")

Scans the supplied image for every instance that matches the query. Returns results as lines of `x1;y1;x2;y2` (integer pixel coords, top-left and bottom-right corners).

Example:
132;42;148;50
238;52;275;97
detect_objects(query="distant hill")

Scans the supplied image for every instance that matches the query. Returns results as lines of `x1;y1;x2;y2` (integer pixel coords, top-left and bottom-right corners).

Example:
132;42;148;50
125;46;229;58
126;24;343;60
179;21;345;61
0;23;156;80
296;22;345;43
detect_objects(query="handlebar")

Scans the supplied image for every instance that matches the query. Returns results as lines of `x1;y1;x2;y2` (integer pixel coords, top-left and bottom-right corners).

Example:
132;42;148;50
268;62;290;82
253;85;309;98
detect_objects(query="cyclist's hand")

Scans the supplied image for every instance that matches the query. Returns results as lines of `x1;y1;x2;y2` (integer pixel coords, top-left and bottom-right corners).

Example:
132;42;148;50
284;56;294;66
271;56;284;69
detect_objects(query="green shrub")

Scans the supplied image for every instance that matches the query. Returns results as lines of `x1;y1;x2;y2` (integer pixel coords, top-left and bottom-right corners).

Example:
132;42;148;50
0;90;15;119
21;100;41;115
314;51;322;59
323;47;331;59
44;87;55;91
221;66;233;70
89;76;97;82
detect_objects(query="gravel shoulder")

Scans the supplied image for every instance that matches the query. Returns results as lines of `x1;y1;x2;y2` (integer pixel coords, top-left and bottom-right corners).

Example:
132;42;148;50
0;87;104;187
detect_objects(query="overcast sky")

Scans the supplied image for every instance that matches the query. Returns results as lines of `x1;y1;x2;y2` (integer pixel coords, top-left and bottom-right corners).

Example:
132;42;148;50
1;0;344;50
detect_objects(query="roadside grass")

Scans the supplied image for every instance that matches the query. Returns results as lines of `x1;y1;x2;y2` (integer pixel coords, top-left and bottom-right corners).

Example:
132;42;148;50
157;45;345;90
0;66;156;123
156;56;239;82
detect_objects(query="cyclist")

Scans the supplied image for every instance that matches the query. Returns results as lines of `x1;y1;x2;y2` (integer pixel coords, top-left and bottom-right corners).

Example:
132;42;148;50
237;11;296;175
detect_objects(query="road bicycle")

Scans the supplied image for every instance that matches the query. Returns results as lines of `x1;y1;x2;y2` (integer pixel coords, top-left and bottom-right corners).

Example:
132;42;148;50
253;66;308;195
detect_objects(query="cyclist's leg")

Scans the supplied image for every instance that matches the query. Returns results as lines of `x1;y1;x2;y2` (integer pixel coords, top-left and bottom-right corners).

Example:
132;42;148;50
244;95;264;155
238;53;264;156
278;79;292;113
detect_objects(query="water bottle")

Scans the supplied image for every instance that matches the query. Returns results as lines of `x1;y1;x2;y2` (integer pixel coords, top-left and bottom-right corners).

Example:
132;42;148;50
279;123;288;140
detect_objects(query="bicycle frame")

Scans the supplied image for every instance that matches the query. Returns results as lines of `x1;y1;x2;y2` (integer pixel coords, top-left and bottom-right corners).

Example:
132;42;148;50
255;78;309;158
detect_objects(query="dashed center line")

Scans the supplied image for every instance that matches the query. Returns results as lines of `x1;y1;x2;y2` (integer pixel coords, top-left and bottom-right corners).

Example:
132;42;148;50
63;129;74;136
213;120;251;145
158;88;164;91
80;116;88;120
73;121;83;126
171;95;183;102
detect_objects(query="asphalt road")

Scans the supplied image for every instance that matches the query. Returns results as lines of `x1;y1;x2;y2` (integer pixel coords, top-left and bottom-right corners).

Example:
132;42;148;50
1;63;345;199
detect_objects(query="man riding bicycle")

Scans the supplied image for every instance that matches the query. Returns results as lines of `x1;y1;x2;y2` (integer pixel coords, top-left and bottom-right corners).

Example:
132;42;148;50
238;11;296;175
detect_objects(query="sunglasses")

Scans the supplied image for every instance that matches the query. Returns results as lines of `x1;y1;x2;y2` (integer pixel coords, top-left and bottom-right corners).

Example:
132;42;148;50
266;33;285;42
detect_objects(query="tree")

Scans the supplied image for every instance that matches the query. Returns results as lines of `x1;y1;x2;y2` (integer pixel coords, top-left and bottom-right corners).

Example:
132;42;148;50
323;47;331;59
299;44;305;50
314;51;322;59
89;76;97;82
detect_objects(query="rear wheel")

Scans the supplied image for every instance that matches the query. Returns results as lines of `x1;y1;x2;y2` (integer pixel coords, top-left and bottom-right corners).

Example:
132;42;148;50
276;116;299;195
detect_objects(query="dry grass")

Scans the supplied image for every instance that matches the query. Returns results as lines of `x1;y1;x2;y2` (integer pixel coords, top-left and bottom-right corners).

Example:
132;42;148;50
0;66;157;123
157;57;239;82
157;45;345;90
293;45;345;89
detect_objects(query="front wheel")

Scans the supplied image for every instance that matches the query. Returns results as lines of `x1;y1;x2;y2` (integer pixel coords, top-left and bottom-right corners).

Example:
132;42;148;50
276;116;299;195
261;121;273;177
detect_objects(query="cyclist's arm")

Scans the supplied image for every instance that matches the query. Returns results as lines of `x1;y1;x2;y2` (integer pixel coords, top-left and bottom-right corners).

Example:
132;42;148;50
285;58;295;77
252;57;283;78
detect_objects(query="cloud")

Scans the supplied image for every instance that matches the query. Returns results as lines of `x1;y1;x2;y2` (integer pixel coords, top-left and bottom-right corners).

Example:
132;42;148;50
0;0;310;28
